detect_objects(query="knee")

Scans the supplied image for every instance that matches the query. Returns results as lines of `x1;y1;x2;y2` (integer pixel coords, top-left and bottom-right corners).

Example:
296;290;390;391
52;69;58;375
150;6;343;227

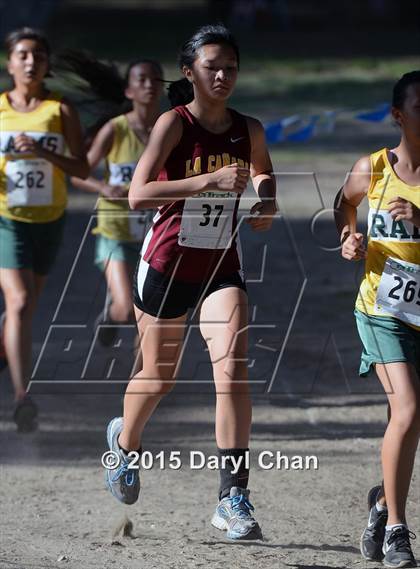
6;289;35;318
148;376;176;396
129;369;176;397
392;405;420;436
214;370;250;395
214;357;249;390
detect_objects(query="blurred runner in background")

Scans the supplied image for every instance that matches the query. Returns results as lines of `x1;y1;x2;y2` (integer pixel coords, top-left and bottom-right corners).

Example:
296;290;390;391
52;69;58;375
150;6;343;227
0;27;88;432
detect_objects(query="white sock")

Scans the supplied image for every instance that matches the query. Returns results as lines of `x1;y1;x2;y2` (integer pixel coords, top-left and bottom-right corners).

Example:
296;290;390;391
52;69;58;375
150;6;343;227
386;523;407;532
376;501;387;512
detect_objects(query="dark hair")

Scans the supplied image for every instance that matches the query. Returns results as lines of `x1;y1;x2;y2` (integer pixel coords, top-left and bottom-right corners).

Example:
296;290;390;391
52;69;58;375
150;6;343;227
125;59;163;86
54;50;163;146
55;50;163;106
5;27;51;58
168;24;240;107
392;71;420;109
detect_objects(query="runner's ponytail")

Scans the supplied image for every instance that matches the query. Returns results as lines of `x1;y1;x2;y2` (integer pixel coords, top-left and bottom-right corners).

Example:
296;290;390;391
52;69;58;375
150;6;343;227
54;50;163;144
167;78;194;107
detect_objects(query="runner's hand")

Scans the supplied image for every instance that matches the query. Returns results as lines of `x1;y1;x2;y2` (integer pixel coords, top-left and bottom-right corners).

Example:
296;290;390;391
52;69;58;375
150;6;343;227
246;201;276;231
341;232;367;261
208;163;249;194
100;184;127;201
388;196;420;226
13;133;41;155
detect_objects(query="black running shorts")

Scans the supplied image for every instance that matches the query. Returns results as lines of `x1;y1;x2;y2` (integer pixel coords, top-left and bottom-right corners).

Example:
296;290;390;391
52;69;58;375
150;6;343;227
133;257;247;319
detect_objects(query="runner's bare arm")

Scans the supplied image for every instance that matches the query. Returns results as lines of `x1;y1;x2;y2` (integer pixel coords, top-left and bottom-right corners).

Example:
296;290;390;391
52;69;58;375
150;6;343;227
247;117;276;201
334;156;371;260
71;120;117;194
246;117;277;231
128;111;249;210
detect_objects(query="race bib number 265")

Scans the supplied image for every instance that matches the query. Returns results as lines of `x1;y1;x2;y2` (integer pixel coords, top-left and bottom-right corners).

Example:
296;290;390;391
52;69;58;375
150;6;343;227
375;257;420;327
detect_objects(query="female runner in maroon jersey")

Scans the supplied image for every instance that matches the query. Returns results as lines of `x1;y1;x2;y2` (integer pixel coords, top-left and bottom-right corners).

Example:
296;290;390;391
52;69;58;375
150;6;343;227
104;25;277;541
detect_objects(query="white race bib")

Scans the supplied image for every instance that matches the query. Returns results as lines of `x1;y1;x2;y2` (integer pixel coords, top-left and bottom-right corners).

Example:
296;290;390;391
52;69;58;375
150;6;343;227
375;257;420;327
178;192;237;249
108;162;136;186
6;159;53;207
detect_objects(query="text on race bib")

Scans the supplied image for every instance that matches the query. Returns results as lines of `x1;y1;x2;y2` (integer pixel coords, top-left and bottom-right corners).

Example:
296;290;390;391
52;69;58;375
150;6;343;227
0;131;64;156
6;159;53;207
108;162;136;186
369;209;420;242
178;192;237;249
375;257;420;327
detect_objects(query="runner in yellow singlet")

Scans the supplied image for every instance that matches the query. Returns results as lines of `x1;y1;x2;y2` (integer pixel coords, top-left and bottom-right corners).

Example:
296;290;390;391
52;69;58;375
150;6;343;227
0;28;88;432
335;72;420;568
71;59;163;348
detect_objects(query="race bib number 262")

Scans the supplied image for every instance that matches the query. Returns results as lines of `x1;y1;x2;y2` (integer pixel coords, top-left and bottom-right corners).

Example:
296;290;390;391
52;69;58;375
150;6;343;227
6;159;53;207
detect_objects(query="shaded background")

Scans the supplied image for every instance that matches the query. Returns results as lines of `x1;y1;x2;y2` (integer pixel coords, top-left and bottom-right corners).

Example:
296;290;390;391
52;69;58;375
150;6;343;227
0;4;419;569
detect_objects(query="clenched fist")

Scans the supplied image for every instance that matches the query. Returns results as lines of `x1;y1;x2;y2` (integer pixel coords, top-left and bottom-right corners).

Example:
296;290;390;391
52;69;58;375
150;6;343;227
207;163;249;194
341;232;367;261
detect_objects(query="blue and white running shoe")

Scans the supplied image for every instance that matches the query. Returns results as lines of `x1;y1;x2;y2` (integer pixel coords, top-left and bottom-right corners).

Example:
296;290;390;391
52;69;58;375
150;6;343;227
105;417;140;505
211;487;262;540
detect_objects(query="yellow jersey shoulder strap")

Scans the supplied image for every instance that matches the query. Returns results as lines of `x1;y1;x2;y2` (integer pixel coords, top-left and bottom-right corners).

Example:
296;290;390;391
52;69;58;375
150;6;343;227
108;114;145;164
368;148;387;196
108;114;128;162
0;92;8;109
111;114;129;145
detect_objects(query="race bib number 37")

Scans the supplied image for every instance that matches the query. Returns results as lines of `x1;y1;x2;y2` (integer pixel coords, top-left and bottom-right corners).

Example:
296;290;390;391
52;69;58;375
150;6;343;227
375;257;420;327
178;192;237;249
6;159;53;207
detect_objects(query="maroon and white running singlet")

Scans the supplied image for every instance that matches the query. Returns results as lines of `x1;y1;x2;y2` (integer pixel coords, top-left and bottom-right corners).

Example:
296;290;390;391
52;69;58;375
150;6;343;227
141;105;251;283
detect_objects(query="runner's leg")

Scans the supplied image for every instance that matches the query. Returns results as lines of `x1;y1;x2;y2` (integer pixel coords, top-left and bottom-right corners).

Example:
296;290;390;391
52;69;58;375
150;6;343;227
118;307;187;451
105;259;135;323
200;286;251;449
376;361;420;525
0;268;39;400
200;285;261;540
